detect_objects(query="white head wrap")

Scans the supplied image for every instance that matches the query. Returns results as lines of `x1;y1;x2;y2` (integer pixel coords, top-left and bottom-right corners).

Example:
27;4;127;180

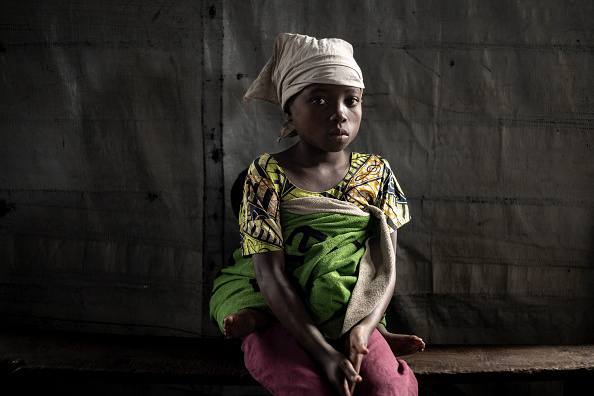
244;33;365;141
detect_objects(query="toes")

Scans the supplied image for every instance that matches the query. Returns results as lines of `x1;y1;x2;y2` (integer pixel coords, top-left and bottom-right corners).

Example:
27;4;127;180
223;315;235;338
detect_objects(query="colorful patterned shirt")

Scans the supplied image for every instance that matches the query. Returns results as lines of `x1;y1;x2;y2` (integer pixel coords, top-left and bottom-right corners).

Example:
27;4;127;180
240;152;410;256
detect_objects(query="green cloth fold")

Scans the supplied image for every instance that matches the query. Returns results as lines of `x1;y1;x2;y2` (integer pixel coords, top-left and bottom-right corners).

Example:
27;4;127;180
209;197;395;340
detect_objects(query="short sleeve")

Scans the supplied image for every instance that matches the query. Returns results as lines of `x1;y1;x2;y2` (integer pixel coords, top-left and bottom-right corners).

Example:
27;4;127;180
239;155;284;256
375;157;411;230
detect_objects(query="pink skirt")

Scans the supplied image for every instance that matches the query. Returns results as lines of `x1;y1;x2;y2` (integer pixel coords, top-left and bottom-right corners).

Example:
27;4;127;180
242;322;418;395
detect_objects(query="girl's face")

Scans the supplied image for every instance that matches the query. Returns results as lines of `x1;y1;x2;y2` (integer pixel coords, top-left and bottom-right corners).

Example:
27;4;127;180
285;84;362;153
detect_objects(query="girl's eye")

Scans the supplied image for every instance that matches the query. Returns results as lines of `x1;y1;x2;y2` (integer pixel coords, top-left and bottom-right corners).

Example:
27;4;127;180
311;97;327;105
346;97;360;107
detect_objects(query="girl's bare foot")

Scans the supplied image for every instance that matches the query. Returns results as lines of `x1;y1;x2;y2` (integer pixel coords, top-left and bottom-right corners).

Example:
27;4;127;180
223;308;271;338
378;324;425;356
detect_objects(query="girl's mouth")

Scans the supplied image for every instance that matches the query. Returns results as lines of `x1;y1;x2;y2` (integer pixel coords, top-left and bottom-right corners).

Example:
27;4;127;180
329;129;349;141
330;128;348;136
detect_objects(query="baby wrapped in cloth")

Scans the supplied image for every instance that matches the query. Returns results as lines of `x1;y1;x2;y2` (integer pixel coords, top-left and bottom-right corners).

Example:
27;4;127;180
210;195;396;339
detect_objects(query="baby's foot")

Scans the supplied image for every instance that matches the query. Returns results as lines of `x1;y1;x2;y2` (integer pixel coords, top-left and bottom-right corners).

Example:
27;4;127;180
223;309;271;339
383;333;425;357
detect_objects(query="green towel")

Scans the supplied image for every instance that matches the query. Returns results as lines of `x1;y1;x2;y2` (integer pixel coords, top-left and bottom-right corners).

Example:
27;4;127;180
209;197;395;340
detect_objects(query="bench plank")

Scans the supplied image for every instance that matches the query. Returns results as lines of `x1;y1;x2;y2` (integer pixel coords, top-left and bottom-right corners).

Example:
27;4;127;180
401;344;594;383
1;328;255;385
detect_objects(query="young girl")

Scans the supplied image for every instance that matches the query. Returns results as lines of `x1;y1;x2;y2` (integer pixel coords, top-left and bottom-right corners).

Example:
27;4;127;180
210;33;424;395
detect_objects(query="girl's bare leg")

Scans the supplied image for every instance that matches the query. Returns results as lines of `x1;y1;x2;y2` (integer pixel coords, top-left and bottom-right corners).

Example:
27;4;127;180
377;323;425;356
223;308;272;339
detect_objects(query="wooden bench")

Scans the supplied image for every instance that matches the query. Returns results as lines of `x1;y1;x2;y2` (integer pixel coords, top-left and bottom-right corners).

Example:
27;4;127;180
1;326;592;393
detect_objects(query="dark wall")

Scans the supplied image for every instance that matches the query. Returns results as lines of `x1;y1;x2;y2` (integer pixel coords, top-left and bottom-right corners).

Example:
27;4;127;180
1;0;592;343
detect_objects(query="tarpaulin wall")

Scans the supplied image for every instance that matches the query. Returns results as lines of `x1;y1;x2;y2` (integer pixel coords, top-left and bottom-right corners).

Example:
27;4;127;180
1;0;592;344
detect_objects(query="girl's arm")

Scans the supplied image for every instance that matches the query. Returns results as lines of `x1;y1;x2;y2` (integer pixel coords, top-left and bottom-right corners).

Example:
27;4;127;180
344;230;398;382
252;250;361;396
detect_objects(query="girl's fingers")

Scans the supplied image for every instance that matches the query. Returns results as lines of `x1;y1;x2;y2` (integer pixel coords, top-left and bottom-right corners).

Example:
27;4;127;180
340;358;362;383
321;352;361;396
333;365;359;396
343;378;352;396
348;353;363;395
355;343;369;355
349;326;370;355
348;340;369;365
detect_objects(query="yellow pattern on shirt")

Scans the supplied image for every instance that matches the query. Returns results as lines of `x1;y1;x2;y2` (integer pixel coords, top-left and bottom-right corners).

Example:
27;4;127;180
240;152;410;256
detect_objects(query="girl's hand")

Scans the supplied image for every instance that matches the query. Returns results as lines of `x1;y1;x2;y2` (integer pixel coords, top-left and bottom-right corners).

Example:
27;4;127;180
317;348;362;396
344;325;371;394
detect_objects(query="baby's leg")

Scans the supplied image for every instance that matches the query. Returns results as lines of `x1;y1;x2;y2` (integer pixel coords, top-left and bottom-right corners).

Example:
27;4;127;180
377;323;425;357
223;308;271;339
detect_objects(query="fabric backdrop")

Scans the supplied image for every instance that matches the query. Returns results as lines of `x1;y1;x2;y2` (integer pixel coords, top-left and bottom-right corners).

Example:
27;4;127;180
1;0;592;344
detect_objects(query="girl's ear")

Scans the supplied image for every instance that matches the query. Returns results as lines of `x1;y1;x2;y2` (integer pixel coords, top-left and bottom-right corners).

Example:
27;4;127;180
283;106;292;121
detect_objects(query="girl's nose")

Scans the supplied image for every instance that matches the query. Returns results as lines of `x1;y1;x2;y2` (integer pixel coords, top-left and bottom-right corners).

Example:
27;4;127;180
330;106;347;123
